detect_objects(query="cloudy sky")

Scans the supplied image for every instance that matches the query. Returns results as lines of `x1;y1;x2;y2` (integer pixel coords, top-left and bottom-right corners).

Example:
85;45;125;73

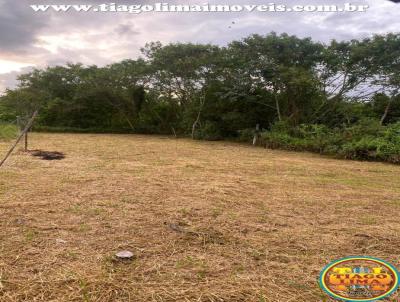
0;0;399;92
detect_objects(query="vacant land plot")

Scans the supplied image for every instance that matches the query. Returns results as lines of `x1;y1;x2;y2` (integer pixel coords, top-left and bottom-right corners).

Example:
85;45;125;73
0;133;400;301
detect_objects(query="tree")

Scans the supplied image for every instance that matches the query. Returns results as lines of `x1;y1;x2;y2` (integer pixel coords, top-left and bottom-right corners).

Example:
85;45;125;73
226;33;324;124
142;42;222;136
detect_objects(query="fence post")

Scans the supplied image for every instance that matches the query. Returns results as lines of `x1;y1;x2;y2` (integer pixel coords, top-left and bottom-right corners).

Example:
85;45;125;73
253;124;260;146
25;130;28;152
0;110;39;168
16;116;21;131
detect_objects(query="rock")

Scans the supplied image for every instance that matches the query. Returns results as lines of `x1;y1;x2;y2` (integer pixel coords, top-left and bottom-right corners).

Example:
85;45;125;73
14;218;26;225
115;250;134;260
56;238;67;244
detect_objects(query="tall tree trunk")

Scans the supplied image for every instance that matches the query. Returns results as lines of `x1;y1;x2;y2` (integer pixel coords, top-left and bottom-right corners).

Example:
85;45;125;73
273;86;282;122
191;96;205;139
380;101;391;125
275;94;282;121
124;115;135;131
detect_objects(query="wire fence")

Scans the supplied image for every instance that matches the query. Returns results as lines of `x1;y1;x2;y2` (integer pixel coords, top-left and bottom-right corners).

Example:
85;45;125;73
0;119;18;126
0;115;31;128
0;117;24;140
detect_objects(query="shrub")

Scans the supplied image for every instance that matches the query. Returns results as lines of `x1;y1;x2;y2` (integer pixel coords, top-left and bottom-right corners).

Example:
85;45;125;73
340;137;383;160
342;118;384;140
383;122;400;144
262;131;301;150
195;121;223;141
339;120;400;163
262;123;338;153
259;119;400;164
237;128;257;143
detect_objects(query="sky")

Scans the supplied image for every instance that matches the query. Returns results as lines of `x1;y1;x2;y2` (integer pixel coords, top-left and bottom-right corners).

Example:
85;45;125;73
0;0;399;93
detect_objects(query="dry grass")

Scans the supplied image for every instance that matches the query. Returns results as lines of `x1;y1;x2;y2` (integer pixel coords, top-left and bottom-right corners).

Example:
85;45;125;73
0;133;400;302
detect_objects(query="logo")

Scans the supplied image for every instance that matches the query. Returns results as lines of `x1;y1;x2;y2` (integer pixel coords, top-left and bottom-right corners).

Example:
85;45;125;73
319;256;400;301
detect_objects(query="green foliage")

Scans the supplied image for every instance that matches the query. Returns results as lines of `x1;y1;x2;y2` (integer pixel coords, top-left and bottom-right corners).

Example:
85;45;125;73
0;124;18;140
0;32;399;163
262;122;336;153
237;128;256;142
195;121;223;141
262;119;400;163
341;122;400;163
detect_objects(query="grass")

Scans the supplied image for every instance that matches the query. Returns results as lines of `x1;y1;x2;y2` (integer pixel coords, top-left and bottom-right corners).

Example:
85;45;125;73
0;124;18;141
0;133;400;301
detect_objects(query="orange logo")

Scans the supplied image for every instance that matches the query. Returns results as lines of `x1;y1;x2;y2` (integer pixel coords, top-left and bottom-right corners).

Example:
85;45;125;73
319;257;399;301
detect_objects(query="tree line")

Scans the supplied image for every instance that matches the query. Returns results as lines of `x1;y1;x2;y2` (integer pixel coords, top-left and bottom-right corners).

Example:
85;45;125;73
1;32;399;162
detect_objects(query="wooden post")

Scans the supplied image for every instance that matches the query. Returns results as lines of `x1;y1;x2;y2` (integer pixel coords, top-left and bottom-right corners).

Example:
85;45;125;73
25;131;28;152
0;110;39;168
16;116;21;130
253;124;260;146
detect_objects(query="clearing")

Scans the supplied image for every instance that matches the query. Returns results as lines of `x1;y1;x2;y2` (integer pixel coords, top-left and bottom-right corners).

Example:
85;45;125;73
0;133;399;301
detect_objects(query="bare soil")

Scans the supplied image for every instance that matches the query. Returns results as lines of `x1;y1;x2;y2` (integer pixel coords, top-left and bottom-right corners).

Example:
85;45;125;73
29;150;65;160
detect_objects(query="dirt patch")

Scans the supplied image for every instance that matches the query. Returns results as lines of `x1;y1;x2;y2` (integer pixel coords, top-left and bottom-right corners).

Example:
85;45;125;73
30;150;65;160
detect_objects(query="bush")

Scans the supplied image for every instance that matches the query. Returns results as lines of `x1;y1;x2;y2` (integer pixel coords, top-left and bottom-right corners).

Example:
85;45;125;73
339;120;400;163
237;128;256;143
262;122;339;153
383;122;400;144
262;131;302;150
0;124;18;140
259;119;400;164
340;137;383;160
342;118;384;140
195;121;223;141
